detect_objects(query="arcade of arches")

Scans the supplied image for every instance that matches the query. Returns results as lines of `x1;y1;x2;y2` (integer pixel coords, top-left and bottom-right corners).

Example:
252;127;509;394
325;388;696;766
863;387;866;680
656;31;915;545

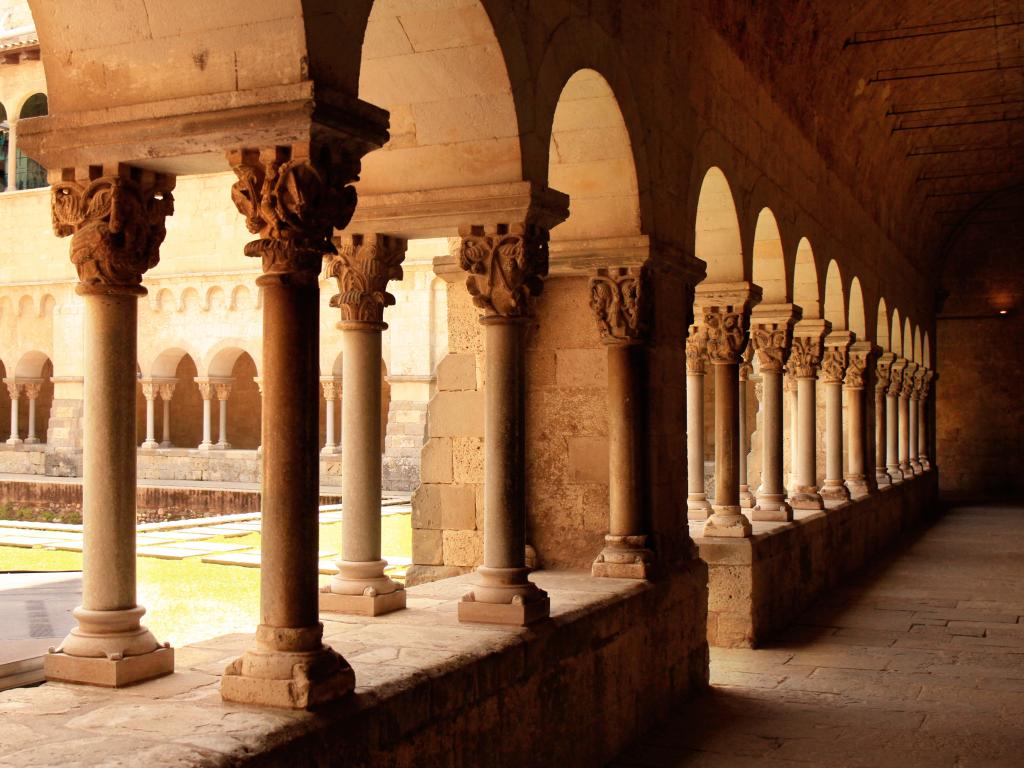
0;0;1020;766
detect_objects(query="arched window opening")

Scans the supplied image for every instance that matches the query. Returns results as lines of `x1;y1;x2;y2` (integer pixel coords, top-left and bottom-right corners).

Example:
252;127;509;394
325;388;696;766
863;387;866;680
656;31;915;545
16;93;47;190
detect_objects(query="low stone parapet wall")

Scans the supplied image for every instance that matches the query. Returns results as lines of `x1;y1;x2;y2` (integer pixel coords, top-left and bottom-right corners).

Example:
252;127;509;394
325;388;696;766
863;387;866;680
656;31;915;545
0;566;709;767
696;472;938;647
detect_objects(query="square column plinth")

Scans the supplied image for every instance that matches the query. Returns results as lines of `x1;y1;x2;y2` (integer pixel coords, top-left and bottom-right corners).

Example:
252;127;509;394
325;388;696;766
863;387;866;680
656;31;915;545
319;588;407;617
44;646;174;688
457;595;552;626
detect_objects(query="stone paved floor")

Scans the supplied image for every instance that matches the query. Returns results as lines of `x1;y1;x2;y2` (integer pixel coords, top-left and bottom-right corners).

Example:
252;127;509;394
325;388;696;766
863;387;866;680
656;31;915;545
613;503;1024;768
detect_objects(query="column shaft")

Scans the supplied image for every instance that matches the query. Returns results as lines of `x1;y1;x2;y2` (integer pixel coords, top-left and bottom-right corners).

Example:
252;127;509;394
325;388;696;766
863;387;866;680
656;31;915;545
199;395;212;450
845;388;866;495
142;392;157;449
7;390;20;445
685;371;710;519
875;386;890;485
738;372;754;508
886;392;902;481
821;381;849;501
753;370;791;521
898;393;911;476
918;396;929;469
161;397;172;447
909;396;921;474
324;397;336;451
787;379;799;489
791;376;824;508
26;395;37;443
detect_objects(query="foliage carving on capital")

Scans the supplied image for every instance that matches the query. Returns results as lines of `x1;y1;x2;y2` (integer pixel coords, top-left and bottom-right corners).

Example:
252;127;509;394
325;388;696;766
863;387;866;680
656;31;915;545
887;363;904;397
900;363;918;398
739;347;753;381
589;266;647;344
197;381;214;400
326;234;407;326
748;324;791;374
140;381;158;400
229;146;358;277
158;383;176;401
52;174;174;290
820;346;849;384
875;356;892;391
5;381;20;400
786;335;823;379
844;351;870;389
321;380;341;401
702;307;747;364
685;324;708;374
459;224;549;318
214;383;232;401
784;373;798;393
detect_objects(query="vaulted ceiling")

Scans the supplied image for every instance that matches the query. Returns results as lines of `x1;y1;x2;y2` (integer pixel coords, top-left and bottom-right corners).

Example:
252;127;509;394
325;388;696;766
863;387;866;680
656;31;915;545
705;0;1022;275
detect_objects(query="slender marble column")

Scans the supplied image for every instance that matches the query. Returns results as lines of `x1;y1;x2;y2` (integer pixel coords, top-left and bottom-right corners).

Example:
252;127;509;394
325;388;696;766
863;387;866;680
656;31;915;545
738;353;755;509
321;234;407;616
918;369;933;470
875;354;893;486
23;381;41;444
196;380;214;450
320;379;341;455
749;305;799;522
785;373;799;490
909;366;925;474
820;331;853;502
456;219;564;624
788;320;830;509
159;381;175;448
253;376;263;456
844;342;876;497
898;360;916;478
220;143;372;709
886;359;905;482
215;381;232;449
44;166;175;687
589;267;653;579
698;282;761;538
140;380;159;449
5;380;21;445
685;324;712;520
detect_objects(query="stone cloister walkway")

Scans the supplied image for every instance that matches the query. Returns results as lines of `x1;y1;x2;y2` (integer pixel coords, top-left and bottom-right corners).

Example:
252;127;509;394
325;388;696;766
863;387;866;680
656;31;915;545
614;504;1024;768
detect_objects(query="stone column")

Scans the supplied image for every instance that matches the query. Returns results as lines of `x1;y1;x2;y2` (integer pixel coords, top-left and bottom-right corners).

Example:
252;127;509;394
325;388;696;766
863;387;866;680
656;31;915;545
220;143;369;709
196;379;214;450
909;367;925;475
685;324;711;520
844;342;876;497
253;376;263;456
589;266;653;579
320;233;407;616
787;320;831;509
748;305;800;522
320;378;341;455
898;360;916;478
697;282;761;538
738;351;755;509
886;358;905;482
140;380;159;449
456;218;562;625
23;381;42;444
875;353;893;486
785;373;799;489
820;331;853;503
215;381;232;449
44;165;175;686
158;381;175;448
5;380;22;445
918;369;933;470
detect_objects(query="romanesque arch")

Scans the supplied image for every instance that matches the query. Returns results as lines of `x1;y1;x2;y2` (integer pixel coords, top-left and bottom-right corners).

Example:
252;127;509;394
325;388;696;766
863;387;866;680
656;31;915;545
793;238;820;318
752;208;788;303
823;260;846;330
695;166;744;282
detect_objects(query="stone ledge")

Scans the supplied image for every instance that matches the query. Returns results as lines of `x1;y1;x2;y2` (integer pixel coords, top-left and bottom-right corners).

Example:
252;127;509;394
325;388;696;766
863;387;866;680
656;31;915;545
0;567;709;768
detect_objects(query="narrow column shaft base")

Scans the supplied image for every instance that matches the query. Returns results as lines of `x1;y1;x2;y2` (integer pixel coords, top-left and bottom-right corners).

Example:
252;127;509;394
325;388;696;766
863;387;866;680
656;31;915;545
899;461;913;477
320;446;341;456
910;459;924;475
875;469;892;487
140;440;159;450
458;566;549;626
197;442;213;452
752;494;793;522
739;486;755;509
221;625;353;709
790;488;825;510
159;441;173;449
702;505;752;538
888;465;904;483
6;438;22;446
322;560;406;617
920;457;931;471
24;437;40;445
215;442;232;450
845;475;870;498
44;646;173;688
320;588;406;617
687;496;712;521
591;535;653;580
820;481;851;502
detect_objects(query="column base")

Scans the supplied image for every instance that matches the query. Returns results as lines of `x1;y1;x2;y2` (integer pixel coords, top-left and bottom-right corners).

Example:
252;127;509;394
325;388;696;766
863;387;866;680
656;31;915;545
845;475;870;498
888;465;904;483
215;442;232;450
687;496;712;521
875;469;892;487
24;437;40;445
320;446;341;456
159;441;173;449
6;437;22;446
751;497;793;522
899;462;913;478
910;460;924;475
141;440;159;450
820;481;851;502
701;505;752;538
458;566;550;626
739;486;755;509
591;535;653;580
197;442;214;451
221;625;353;710
44;646;173;687
321;560;406;617
920;457;931;471
789;487;825;510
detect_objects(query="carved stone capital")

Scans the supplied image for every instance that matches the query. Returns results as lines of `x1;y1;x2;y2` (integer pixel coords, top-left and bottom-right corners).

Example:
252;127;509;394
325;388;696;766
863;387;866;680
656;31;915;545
4;380;20;400
911;366;929;399
748;303;801;375
887;358;906;397
900;361;918;398
821;332;854;384
685;324;708;374
321;380;341;401
787;320;831;379
214;382;232;401
158;382;176;401
739;347;753;381
197;381;214;401
589;266;647;345
140;381;159;400
784;373;798;393
51;166;175;293
228;144;358;280
919;368;934;399
702;306;748;365
22;381;42;400
326;233;406;328
875;352;894;392
458;222;549;319
844;342;877;390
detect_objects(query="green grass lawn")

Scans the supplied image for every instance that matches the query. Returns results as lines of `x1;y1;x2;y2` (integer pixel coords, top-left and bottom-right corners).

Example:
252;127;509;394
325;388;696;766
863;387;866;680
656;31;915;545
0;513;412;649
